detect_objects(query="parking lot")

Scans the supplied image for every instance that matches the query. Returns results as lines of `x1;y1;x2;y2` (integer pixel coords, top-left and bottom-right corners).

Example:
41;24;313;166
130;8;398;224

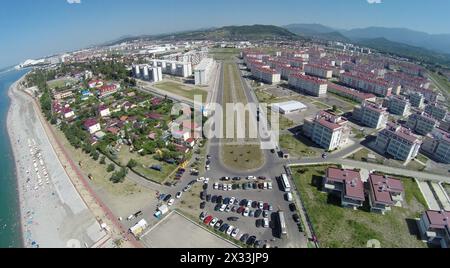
140;211;237;248
197;176;307;248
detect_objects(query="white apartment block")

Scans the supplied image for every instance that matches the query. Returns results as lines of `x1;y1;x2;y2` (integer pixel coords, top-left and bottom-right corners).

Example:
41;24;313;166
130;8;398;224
406;112;438;136
375;123;422;162
421;128;450;164
425;103;448;121
288;73;328;97
386;96;411;117
194;58;215;86
408;92;425;109
303;111;351;151
304;64;333;79
133;65;163;83
340;72;393;97
353;102;389;129
150;59;192;78
253;67;281;84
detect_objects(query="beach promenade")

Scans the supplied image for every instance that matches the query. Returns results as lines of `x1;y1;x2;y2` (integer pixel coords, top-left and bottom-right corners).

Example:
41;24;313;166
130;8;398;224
7;77;140;248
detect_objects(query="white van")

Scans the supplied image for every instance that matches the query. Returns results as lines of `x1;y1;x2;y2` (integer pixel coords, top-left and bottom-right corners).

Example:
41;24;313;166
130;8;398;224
286;193;293;202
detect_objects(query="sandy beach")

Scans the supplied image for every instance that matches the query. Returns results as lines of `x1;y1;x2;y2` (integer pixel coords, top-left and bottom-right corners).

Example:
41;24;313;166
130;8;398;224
7;77;108;248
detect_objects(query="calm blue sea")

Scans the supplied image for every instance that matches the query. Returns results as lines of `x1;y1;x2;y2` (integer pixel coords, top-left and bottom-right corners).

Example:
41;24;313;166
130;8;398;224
0;68;28;248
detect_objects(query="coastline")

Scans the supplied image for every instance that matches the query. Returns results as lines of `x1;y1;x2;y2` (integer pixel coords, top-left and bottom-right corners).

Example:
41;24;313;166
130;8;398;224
6;75;27;248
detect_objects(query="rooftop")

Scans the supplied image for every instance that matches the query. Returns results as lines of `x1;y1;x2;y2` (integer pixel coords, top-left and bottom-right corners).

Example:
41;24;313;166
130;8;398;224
369;174;404;205
326;168;365;201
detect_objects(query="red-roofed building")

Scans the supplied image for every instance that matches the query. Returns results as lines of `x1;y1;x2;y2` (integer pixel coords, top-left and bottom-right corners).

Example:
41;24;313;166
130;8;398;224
288;73;328;97
328;83;377;103
303;111;350;151
323;167;365;209
353;101;389;129
418;210;450;248
340;72;393;97
252;66;281;84
368;174;404;214
98;84;119;98
304;63;333;79
84;118;101;134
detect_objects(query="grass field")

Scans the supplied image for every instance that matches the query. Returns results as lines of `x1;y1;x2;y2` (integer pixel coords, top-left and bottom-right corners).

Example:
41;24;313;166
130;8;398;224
154;81;208;102
312;101;331;110
444;183;450;197
279;134;319;158
47;78;77;90
210;48;240;61
291;165;428;248
115;145;177;183
221;62;264;171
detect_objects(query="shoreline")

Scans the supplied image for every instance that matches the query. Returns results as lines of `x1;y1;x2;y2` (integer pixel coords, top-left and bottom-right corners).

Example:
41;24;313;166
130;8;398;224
6;74;28;248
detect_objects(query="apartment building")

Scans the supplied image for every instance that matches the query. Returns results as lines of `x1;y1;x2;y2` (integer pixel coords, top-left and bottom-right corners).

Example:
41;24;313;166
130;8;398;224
322;168;365;210
288;73;328;97
149;60;192;78
417;210;450;248
303;111;350;151
386;95;411;117
367;174;404;215
425;103;448;121
408;92;425;109
406;112;438;136
340;72;393;97
375;122;422;162
328;83;377;103
252;66;281;84
133;64;163;83
194;58;215;86
353;101;389;129
277;65;303;80
421;128;450;164
304;63;333;79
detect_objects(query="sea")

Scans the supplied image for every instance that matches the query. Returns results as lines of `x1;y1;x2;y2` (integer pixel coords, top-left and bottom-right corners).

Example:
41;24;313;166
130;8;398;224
0;68;29;248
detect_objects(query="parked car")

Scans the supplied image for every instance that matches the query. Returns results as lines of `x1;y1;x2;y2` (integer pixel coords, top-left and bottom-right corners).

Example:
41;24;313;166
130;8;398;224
254;240;262;248
258;201;264;210
247;176;257;180
249;210;255;217
268;205;274;211
213;183;219;190
225;205;232;212
221;177;230;181
293;214;301;224
217;196;223;204
263;211;269;218
252;183;258;189
163;195;172;202
258;183;264;189
200;191;206;200
210;218;218;227
223;197;230;205
229;197;236;205
203;216;213;225
236;207;245;214
203;184;209;190
204;178;210;184
256;219;263;228
215;220;223;229
226;226;234;236
227;184;232;191
247;200;253;207
255;209;262;218
267;182;273;190
199;211;207;221
211;195;218;203
167;199;175;206
200;202;206;209
240;233;249;243
234;198;240;205
242;183;247;190
258;176;267;180
206;194;211;202
231;228;240;238
251;201;258;208
176;191;182;199
220;204;227;212
263;203;269;211
243;207;250;217
263;182;268;190
289;203;297;212
263;218;269;228
214;204;221;211
219;223;229;232
227;217;239;222
247;236;257;246
286;192;293;202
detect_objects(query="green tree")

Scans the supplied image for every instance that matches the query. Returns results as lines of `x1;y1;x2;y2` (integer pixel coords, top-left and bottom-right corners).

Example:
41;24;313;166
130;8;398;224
100;156;106;165
127;159;138;169
107;163;115;173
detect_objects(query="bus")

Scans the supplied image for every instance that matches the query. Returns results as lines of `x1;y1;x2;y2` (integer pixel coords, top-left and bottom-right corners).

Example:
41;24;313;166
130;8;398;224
281;173;291;192
278;211;288;238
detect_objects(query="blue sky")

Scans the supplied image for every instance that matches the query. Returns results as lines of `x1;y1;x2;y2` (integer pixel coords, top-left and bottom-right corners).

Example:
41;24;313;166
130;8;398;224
1;0;450;68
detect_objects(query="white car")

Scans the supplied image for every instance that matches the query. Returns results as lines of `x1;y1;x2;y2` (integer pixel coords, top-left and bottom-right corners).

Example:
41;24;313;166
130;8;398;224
268;182;273;190
168;199;175;206
225;205;232;212
258;201;264;210
204;178;210;184
286;192;293;202
229;197;236;205
263;218;269;228
205;165;210;170
176;191;182;199
246;200;252;208
210;218;218;227
227;184;232;191
231;228;240;238
220;204;227;212
226;225;234;236
213;183;219;190
247;176;256;180
263;182;268;190
243;207;250;217
197;177;205;182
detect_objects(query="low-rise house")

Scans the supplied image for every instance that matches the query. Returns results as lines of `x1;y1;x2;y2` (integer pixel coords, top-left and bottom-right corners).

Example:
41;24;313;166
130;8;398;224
367;174;404;214
353;101;389;129
417;210;450;248
98;105;111;118
405;112;438;136
84;118;101;134
322;167;365;209
62;107;75;119
54;90;74;100
98;84;119;98
375;122;422;162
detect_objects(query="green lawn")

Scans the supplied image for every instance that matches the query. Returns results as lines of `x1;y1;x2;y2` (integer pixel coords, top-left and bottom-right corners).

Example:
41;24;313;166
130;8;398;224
347;148;383;164
210;48;240;61
291;165;428;248
416;154;429;164
115;145;177;183
444;183;450;197
279;134;319;158
312;101;331;110
47;78;77;90
154;81;208;102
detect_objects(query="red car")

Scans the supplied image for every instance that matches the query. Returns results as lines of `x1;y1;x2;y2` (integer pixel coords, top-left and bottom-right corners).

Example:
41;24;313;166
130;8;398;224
203;216;213;225
236;206;245;214
263;203;269;211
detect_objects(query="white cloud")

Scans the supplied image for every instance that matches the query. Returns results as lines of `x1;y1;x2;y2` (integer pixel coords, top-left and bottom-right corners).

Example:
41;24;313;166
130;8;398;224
367;0;382;4
67;0;82;4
